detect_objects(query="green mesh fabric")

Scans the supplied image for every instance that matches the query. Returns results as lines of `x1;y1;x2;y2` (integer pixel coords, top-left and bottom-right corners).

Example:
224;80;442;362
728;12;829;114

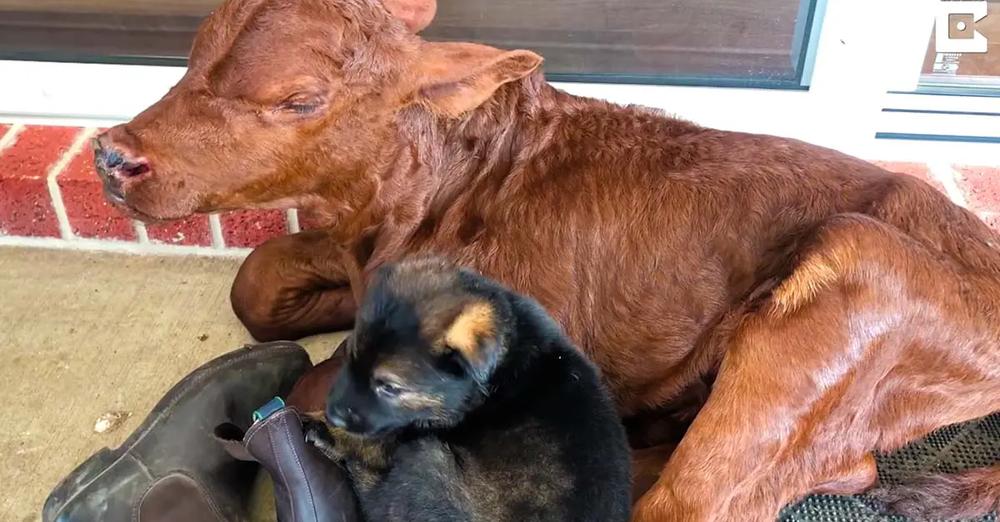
779;412;999;522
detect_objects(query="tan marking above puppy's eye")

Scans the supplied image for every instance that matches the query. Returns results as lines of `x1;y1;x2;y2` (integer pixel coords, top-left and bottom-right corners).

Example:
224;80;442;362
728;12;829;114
397;391;445;411
442;301;496;359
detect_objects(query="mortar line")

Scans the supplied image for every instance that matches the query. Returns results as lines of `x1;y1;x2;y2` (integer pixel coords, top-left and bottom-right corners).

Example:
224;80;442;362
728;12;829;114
133;221;150;244
0;123;24;151
286;208;301;234
927;161;968;209
0;235;251;257
47;128;97;240
208;213;225;249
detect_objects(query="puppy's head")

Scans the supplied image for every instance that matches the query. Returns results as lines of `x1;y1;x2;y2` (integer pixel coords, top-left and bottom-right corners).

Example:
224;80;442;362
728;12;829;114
325;259;507;437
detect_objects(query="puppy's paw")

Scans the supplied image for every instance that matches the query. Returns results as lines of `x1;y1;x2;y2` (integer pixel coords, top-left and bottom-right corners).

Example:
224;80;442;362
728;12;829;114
303;421;341;462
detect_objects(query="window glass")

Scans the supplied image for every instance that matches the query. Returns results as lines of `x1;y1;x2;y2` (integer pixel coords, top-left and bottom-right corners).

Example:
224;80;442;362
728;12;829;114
0;0;820;87
919;0;1000;94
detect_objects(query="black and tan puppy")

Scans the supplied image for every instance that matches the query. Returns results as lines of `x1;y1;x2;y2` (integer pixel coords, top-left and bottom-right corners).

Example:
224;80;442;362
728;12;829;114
307;258;631;521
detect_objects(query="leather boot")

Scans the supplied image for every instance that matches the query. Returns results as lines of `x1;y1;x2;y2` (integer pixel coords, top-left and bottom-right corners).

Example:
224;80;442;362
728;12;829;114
43;342;312;522
215;398;361;522
286;338;349;416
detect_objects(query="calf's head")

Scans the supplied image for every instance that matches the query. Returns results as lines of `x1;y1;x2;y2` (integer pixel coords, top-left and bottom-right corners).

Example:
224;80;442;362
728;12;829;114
94;0;541;222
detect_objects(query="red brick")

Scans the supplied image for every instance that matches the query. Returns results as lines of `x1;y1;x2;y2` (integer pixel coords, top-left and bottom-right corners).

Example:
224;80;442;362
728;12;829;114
954;165;1000;214
870;161;945;194
220;209;287;248
58;142;136;241
0;126;81;237
147;216;212;246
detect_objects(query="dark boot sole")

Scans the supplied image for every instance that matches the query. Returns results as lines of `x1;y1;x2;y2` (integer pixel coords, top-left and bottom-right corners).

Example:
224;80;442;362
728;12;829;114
43;341;310;521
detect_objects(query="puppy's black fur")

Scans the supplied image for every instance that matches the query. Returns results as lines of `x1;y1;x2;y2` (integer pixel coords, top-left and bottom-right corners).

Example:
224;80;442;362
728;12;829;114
310;259;631;522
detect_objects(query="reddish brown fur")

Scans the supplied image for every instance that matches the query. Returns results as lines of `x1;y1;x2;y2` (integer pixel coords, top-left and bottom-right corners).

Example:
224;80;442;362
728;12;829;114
95;0;1000;519
870;465;1000;520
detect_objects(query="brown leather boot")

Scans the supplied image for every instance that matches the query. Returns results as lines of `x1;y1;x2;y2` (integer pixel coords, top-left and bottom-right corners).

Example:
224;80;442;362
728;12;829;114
285;338;349;416
43;342;312;522
215;400;361;522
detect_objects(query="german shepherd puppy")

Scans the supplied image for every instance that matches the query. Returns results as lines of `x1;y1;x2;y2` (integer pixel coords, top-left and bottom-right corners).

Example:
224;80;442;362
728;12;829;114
307;258;631;521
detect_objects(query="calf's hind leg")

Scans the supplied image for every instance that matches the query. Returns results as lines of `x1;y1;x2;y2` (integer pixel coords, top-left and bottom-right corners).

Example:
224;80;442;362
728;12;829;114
632;214;1000;521
231;230;358;341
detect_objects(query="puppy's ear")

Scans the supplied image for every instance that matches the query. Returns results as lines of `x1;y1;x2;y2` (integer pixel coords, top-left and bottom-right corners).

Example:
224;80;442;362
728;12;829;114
442;301;502;383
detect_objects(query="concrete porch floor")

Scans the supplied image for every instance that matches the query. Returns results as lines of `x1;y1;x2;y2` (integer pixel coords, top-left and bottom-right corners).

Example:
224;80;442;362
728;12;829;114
0;246;345;521
1;246;996;522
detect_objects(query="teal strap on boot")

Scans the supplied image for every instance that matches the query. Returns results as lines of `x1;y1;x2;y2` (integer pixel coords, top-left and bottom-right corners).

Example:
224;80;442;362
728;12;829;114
252;397;286;423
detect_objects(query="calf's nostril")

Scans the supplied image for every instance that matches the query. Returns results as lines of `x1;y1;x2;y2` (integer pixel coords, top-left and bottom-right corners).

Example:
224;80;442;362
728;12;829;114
94;145;150;180
120;160;150;178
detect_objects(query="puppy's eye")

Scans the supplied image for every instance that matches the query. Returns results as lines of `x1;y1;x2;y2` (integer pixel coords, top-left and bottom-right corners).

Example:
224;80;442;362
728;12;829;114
438;348;467;376
374;379;403;398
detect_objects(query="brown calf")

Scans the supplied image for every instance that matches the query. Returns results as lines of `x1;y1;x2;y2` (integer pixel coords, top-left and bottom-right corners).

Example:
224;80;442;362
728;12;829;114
93;0;1000;519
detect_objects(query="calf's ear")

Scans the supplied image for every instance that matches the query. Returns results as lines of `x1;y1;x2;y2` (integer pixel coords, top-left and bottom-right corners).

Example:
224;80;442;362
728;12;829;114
411;42;543;118
382;0;437;33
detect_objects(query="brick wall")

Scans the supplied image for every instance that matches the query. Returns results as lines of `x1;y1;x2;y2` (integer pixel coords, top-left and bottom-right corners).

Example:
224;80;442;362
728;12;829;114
0;124;998;255
0;125;301;255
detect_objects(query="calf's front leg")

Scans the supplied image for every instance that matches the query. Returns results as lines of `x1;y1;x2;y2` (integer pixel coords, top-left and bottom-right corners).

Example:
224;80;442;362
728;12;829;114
231;230;358;341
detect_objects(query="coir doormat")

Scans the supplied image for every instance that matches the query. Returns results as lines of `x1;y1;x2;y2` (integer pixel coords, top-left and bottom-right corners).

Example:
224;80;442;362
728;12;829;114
780;412;999;522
